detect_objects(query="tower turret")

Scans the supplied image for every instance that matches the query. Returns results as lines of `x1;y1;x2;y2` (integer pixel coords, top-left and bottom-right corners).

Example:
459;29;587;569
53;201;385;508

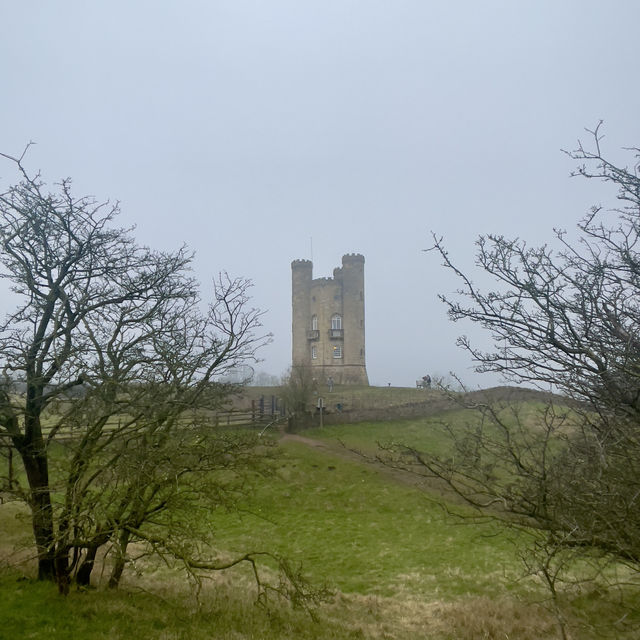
291;260;313;367
340;254;368;384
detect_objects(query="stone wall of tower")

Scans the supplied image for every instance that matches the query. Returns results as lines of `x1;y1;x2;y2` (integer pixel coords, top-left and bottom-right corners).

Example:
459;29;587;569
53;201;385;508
290;254;369;386
310;277;340;366
291;260;312;367
340;254;368;384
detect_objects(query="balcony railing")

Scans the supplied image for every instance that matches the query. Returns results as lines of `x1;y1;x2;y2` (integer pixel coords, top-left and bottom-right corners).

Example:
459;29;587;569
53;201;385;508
307;330;320;340
328;328;344;339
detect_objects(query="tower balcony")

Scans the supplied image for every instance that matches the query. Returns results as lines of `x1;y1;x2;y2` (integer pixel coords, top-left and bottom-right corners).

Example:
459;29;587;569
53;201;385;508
307;330;320;340
328;329;344;339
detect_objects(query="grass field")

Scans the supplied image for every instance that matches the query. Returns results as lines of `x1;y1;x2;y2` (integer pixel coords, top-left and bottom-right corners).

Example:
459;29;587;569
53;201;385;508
210;439;519;599
1;392;638;639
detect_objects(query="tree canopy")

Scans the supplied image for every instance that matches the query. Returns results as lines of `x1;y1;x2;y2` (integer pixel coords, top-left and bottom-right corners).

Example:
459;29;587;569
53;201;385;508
0;150;273;591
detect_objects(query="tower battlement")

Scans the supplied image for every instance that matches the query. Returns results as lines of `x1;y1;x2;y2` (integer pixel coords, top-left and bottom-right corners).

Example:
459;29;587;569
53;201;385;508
342;253;365;263
291;254;368;386
291;259;313;268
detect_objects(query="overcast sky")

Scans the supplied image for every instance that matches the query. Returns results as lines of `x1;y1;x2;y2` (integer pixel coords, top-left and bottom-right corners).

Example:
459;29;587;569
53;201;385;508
2;1;640;387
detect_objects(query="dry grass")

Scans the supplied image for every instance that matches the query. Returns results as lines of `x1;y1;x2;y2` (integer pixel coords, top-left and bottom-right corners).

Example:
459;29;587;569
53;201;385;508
435;596;563;639
0;499;567;640
0;526;632;638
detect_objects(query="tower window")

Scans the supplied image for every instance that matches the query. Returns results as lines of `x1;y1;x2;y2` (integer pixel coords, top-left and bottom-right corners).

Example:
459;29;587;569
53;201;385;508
311;346;317;359
333;345;342;359
331;314;342;330
311;315;318;330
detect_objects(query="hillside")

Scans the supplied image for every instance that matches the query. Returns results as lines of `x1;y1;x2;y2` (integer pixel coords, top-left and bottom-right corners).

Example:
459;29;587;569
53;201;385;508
238;383;569;426
0;390;633;640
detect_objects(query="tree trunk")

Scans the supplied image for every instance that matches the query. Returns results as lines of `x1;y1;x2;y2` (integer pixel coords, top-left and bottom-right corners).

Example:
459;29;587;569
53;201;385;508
21;449;56;581
55;547;71;595
108;530;130;589
76;546;99;587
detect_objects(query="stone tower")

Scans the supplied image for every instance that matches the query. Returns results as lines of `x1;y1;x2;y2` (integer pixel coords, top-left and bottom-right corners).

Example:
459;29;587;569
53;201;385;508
291;254;369;385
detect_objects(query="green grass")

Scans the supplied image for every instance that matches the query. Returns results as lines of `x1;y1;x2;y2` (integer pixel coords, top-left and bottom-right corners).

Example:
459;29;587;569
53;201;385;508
311;414;465;455
2;396;640;639
211;439;522;599
309;398;577;452
0;569;374;640
0;440;553;640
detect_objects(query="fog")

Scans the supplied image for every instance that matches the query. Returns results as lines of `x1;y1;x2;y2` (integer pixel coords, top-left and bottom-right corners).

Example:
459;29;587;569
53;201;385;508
2;1;639;386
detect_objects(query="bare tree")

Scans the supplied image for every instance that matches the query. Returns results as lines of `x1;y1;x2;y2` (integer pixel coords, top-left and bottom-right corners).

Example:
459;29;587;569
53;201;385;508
433;123;640;412
377;125;640;635
0;150;270;588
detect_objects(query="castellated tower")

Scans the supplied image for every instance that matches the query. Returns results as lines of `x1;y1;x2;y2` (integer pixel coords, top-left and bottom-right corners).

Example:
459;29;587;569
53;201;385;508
291;254;369;385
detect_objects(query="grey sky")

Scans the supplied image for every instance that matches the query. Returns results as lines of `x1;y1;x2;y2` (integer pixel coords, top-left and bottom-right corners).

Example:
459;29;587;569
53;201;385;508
2;1;639;387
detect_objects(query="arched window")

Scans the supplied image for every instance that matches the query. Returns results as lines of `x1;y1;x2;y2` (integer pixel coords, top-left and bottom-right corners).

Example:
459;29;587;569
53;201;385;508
331;314;342;330
311;315;318;331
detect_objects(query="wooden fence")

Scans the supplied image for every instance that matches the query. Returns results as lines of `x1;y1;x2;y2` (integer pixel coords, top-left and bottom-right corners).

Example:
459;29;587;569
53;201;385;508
0;395;287;446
